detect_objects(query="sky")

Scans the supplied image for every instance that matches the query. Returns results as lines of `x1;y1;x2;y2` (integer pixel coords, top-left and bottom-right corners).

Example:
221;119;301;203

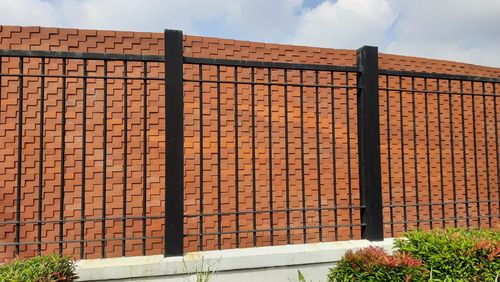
1;0;500;67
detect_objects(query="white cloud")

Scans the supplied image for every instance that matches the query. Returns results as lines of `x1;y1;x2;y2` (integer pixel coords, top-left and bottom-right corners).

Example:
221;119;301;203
285;0;500;67
286;0;397;49
56;0;229;32
384;0;500;67
0;0;304;41
0;0;499;67
216;0;303;42
0;0;59;26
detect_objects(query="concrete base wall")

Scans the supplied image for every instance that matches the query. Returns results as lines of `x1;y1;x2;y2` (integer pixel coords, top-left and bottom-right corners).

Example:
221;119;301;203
76;239;395;281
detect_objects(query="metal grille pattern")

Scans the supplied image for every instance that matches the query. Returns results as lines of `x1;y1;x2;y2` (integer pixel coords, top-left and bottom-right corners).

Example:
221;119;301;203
378;70;500;237
182;58;364;251
0;50;166;260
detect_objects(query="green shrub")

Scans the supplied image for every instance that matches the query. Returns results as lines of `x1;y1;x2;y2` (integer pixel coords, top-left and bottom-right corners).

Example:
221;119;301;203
329;228;499;281
327;246;426;281
0;254;77;282
395;228;499;281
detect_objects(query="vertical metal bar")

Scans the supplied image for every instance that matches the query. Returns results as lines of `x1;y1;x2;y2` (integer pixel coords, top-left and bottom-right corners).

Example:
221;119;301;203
122;61;128;256
216;65;222;249
234;66;240;248
424;78;433;229
198;64;204;251
251;67;257;247
15;57;23;256
460;80;470;227
411;77;420;228
38;58;45;255
385;75;394;237
482;81;492;227
267;68;274;245
314;70;322;241
471;82;481;228
448;79;457;227
101;60;108;258
356;46;383;241
284;69;290;244
299;70;306;243
398;76;407;232
142;62;148;255
493;83;499;223
346;71;353;239
81;58;87;259
436;79;446;228
59;58;66;255
164;29;184;256
330;71;339;241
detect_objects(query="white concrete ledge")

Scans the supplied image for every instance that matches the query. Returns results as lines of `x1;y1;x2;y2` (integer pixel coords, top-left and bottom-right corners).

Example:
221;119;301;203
77;238;395;281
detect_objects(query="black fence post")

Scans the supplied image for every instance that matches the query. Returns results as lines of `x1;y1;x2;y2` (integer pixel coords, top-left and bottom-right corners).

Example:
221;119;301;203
356;46;384;241
164;29;184;256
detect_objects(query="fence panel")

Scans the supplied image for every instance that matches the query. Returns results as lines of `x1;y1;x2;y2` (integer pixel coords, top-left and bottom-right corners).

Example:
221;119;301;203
0;50;166;261
182;57;364;251
378;70;500;237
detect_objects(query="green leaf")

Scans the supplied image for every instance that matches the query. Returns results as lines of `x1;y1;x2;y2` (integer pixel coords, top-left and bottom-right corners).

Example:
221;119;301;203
298;270;306;282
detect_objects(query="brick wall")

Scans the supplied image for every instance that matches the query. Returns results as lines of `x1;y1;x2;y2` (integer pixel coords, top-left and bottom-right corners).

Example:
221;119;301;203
0;26;498;261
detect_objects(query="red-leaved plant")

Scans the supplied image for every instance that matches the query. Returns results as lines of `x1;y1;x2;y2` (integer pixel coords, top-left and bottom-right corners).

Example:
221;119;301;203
329;246;426;281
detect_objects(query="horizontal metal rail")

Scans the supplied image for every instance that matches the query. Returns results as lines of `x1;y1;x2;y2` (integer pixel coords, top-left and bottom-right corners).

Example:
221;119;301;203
184;205;366;218
184;223;367;237
0;215;165;225
2;50;496;83
0;73;164;81
0;49;164;62
0;235;165;247
184;78;360;89
185;56;360;72
379;68;500;83
379;86;498;97
385;199;497;208
387;214;500;226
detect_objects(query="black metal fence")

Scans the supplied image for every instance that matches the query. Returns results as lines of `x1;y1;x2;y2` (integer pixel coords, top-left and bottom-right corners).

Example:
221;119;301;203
0;29;498;259
0;49;165;259
168;30;498;255
181;50;367;252
378;70;500;236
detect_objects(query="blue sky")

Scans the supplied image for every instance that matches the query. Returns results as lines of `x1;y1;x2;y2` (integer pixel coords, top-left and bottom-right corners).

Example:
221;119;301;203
1;0;500;67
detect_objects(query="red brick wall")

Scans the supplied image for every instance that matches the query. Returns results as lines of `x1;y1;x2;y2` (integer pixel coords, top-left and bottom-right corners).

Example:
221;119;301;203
0;26;498;261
